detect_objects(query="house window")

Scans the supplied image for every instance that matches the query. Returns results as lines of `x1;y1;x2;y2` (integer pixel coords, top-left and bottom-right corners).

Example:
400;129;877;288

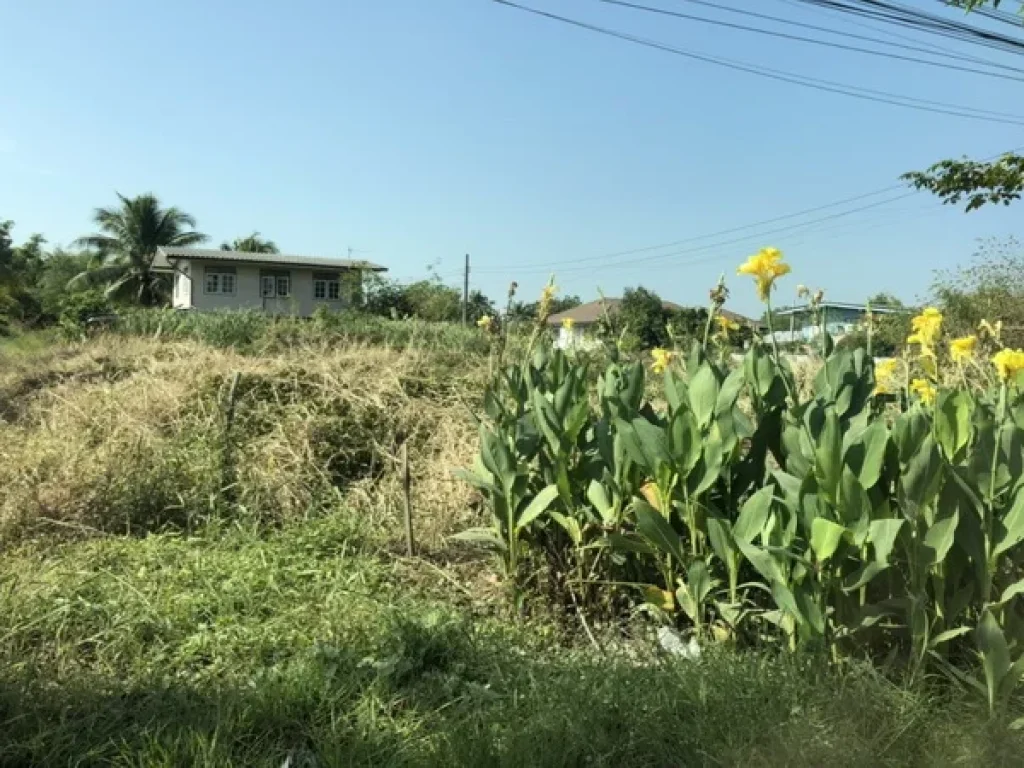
314;276;341;301
204;270;236;295
276;276;290;297
261;276;275;298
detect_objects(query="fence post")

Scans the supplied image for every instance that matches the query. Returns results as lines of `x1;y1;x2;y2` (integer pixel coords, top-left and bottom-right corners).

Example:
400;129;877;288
402;441;415;556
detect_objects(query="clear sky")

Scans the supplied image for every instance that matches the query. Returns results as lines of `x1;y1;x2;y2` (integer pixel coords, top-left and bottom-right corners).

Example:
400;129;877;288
1;0;1022;316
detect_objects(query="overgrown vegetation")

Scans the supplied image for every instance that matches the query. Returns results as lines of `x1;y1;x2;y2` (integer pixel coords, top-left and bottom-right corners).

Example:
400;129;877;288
460;247;1024;723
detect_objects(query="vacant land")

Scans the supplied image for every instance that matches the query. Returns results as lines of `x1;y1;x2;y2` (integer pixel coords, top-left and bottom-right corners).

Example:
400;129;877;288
0;325;1021;766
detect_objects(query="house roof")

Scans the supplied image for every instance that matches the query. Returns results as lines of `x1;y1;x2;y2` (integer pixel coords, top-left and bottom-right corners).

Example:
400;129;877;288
547;298;683;326
154;247;387;272
547;299;760;328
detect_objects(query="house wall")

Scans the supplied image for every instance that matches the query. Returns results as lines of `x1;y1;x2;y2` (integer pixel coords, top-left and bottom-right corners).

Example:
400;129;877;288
180;260;352;316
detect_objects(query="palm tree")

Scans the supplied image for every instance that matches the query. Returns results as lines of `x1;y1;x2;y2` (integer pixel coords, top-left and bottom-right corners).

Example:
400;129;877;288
221;232;279;254
71;193;207;305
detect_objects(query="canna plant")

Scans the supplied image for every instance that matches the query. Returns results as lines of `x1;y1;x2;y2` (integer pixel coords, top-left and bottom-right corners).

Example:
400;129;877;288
459;256;1024;715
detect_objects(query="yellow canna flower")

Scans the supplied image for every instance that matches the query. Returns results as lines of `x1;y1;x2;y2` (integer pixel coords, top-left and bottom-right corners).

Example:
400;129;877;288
992;348;1024;383
651;348;674;374
978;319;1003;343
906;307;942;350
737;247;791;302
561;317;575;331
909;378;937;406
716;315;740;335
949;335;977;363
476;314;493;331
873;358;899;395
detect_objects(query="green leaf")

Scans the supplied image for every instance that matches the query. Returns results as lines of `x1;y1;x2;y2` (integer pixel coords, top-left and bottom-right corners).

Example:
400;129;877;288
733;486;774;544
452;527;507;551
664;369;688;413
688;560;713;606
842;562;888;593
516;485;560;530
934;389;973;462
811;518;846;563
688;424;724;497
846;420;889;489
668;406;701;476
771;580;805;627
549;511;582;546
930;626;972;648
605;532;655;556
689;364;720;431
922;509;959;567
617;417;671;474
868;519;904;564
453;467;499;495
994;487;1024;558
902;435;943;510
991;578;1024;609
976;610;1011;711
635;501;687;564
707;517;736;564
587;480;614;523
814;407;842;503
736;537;785;585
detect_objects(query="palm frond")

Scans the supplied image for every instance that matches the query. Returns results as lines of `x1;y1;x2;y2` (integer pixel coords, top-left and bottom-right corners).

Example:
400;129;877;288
67;263;130;290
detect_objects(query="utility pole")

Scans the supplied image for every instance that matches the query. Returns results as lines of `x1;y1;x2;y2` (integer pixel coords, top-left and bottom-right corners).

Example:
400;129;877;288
462;253;470;326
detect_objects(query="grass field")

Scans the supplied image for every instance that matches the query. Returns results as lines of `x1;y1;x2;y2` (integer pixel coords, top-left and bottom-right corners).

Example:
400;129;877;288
1;319;1022;766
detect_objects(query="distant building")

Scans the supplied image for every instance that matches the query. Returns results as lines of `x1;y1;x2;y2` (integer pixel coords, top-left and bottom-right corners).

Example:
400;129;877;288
154;247;387;317
547;298;758;349
770;301;908;343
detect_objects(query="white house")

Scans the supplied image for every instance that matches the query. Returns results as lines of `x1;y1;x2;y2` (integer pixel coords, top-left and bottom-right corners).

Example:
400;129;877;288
155;247;387;316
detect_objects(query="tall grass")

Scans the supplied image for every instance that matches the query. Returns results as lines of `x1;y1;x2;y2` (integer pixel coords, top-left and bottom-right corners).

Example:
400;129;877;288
1;514;1020;766
111;308;494;355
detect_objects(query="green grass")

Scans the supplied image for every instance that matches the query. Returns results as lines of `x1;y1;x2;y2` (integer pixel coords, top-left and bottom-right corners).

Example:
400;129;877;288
2;511;1022;767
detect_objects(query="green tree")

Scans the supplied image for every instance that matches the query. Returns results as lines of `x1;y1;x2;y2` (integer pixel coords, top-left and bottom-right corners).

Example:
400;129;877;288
616;286;672;349
0;221;48;325
221;232;279;253
71;193;207;306
508;295;582;321
903;2;1024;209
36;248;103;318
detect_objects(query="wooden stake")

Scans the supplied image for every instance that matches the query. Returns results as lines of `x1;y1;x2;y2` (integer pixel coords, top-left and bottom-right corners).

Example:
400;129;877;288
402;442;415;556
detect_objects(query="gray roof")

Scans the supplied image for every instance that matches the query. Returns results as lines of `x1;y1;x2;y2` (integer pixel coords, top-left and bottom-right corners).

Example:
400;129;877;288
154;247;387;272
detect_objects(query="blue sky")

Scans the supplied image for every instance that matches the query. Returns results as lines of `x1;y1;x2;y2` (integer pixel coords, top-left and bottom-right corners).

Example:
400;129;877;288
1;0;1022;316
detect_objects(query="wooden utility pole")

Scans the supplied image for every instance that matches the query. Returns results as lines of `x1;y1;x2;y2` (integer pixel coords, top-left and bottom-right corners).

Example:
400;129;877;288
462;253;470;326
401;442;415;557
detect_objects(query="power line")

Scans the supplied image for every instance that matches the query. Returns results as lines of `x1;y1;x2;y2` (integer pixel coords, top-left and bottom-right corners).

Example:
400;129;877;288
672;0;1024;69
593;0;1024;80
492;0;1024;123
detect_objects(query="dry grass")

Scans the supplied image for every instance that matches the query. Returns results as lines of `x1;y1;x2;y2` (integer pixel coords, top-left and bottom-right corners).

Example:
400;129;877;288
0;334;485;549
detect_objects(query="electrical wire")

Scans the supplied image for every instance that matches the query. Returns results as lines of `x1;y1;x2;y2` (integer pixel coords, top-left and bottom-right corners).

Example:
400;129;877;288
673;0;1024;69
492;0;1024;123
593;0;1024;80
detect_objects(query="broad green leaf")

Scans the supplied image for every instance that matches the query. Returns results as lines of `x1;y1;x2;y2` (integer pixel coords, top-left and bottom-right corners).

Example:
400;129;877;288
668;406;701;476
664;369;688;413
453;467;499;495
549;511;582;546
795;586;825;635
688;425;724;497
934;389;973;462
842;562;888;592
868;519;904;564
814;408;842;503
617;417;671;474
675;584;698;621
706;517;736;564
839;468;871;527
452;527;507;551
688;560;713;605
736;538;785;585
930;626;972;647
902;435;943;510
516;485;560;530
811;518;846;563
587;480;613;522
716;367;745;414
635;501;687;564
771;580;805;627
531;388;563;456
976;610;1011;711
689;364;720;431
846;420;889;489
991;578;1024;609
994;487;1024;558
605;532;655;556
734;486;774;544
893;408;930;465
922;510;959;566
